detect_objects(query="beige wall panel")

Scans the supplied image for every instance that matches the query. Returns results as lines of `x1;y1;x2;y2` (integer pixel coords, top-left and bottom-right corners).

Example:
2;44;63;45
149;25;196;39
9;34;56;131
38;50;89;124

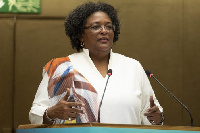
182;0;200;126
17;0;98;17
0;19;14;133
104;0;183;126
40;0;90;16
14;19;73;128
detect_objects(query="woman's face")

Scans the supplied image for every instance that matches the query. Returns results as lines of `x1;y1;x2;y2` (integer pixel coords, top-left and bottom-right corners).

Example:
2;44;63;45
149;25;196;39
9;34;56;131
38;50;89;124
81;11;114;56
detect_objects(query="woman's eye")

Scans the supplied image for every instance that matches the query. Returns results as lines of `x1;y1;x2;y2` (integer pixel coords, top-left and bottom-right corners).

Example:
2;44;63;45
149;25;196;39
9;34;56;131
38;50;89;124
90;25;100;30
105;25;112;30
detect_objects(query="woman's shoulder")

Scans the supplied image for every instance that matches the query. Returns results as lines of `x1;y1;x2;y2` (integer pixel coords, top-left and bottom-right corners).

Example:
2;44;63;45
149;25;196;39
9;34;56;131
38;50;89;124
112;52;140;65
43;56;71;77
112;52;145;75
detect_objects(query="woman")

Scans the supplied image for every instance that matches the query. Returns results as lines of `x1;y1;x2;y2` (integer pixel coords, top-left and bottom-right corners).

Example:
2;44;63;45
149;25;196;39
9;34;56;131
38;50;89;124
29;2;164;125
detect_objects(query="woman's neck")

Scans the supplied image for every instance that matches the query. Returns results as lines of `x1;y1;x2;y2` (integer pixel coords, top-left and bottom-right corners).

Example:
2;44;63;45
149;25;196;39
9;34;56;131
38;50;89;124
89;52;110;78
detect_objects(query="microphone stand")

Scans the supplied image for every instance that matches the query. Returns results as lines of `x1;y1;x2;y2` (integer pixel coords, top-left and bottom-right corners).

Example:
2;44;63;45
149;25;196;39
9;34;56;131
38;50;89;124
98;69;112;123
146;70;193;126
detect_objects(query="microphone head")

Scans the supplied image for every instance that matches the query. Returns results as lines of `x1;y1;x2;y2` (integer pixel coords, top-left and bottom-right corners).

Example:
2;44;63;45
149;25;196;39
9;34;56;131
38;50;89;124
107;69;112;76
145;70;153;77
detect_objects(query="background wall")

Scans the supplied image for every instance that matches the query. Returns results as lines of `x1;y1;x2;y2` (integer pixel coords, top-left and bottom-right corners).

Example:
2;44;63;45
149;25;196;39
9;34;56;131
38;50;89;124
0;0;200;132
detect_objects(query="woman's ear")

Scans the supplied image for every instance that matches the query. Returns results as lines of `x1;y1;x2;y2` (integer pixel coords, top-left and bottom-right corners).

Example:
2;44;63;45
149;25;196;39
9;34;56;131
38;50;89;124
80;37;85;48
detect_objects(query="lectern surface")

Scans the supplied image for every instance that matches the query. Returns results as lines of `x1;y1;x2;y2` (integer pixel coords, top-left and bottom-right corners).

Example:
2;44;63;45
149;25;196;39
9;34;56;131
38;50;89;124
17;123;200;133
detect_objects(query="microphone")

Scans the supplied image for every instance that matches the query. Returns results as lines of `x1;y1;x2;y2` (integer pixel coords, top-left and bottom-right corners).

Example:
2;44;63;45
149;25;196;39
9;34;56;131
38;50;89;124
67;88;81;123
145;70;193;126
98;69;112;123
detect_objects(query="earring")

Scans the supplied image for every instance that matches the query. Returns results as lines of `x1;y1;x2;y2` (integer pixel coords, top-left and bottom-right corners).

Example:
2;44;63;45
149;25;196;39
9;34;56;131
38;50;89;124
81;42;85;48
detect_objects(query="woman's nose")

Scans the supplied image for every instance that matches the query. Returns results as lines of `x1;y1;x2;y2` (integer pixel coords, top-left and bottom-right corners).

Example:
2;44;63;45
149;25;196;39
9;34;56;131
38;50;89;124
100;26;108;34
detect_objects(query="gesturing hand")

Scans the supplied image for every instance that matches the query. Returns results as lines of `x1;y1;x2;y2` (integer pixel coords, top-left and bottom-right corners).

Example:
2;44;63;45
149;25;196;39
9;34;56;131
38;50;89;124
45;88;84;122
144;95;162;125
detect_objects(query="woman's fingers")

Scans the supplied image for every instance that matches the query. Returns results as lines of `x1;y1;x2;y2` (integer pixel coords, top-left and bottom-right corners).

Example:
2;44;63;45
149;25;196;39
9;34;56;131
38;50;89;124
48;87;85;120
67;102;85;107
67;108;84;114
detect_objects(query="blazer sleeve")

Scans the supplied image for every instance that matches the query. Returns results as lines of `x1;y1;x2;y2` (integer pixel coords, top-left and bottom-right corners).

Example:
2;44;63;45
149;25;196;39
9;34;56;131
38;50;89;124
137;62;163;125
29;72;50;124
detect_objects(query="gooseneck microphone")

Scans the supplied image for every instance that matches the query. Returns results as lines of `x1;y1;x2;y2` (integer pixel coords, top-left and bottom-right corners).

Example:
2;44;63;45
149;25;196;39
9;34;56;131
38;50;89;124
145;70;193;126
98;69;112;123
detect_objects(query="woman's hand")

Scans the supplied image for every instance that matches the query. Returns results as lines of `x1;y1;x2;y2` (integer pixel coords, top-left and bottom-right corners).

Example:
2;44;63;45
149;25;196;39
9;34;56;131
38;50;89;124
144;95;162;125
43;88;84;124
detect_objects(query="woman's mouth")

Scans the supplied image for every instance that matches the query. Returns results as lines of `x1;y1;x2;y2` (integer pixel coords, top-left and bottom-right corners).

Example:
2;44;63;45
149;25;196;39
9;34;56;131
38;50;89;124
98;37;109;43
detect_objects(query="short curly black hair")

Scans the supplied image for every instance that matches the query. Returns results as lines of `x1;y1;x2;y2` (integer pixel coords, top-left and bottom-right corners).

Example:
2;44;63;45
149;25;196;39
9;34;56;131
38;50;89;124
65;2;120;52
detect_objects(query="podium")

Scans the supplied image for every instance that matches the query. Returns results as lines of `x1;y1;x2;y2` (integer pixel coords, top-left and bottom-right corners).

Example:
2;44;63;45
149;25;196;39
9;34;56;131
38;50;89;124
17;123;200;133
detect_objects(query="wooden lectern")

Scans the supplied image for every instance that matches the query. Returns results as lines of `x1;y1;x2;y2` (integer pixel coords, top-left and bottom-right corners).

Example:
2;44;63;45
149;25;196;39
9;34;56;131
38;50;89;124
17;123;200;133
